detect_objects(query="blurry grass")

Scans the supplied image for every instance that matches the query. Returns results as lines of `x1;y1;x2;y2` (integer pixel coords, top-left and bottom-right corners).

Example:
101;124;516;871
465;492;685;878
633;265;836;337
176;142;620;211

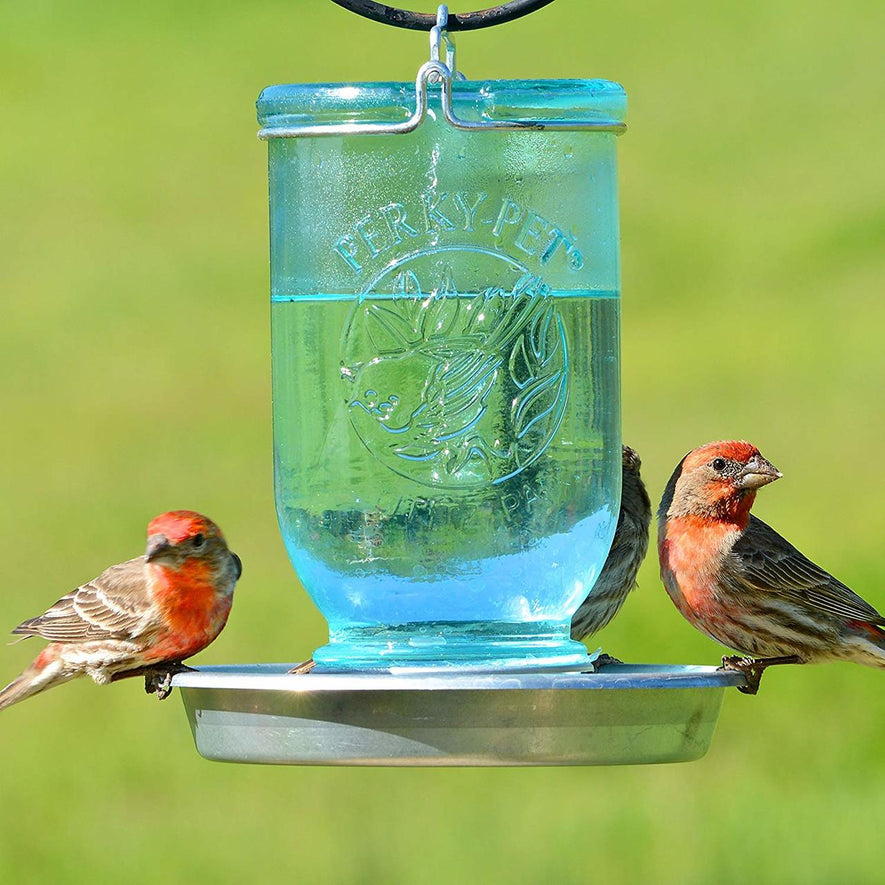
2;1;885;883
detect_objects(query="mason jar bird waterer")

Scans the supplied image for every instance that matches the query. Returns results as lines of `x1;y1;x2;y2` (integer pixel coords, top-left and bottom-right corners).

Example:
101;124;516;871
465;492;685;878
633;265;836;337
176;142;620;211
259;14;626;672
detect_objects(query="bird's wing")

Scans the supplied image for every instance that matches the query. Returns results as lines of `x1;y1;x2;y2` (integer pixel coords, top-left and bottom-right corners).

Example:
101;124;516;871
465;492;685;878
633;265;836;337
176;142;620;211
396;351;499;455
12;557;160;642
425;351;499;421
725;516;884;624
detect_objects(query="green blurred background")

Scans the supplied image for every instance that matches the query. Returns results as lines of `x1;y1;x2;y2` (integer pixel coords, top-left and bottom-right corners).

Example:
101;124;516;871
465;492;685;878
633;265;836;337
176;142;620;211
2;1;884;882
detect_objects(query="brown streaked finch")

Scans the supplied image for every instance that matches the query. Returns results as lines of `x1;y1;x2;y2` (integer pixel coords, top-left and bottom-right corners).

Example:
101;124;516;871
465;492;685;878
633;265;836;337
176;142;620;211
0;510;241;711
658;440;885;693
570;445;651;644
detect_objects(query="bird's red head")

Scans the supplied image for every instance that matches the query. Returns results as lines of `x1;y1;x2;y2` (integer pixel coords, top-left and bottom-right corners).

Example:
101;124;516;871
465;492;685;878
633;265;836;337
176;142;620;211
144;510;234;570
661;440;782;524
147;511;223;546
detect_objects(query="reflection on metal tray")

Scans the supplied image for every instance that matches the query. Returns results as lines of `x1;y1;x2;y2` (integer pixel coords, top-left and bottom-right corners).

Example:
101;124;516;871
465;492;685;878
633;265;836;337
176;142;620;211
173;663;745;767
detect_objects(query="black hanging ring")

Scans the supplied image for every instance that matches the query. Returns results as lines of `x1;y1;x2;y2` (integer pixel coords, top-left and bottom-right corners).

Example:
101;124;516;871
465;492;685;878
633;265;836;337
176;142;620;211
330;0;557;32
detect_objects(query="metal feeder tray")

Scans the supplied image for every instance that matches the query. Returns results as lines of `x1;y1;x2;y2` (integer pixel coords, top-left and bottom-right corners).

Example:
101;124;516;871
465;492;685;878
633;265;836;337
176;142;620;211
173;662;745;767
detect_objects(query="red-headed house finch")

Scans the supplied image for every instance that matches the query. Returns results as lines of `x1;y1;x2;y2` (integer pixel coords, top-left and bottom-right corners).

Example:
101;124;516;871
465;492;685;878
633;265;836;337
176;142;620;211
658;440;885;693
289;445;652;674
570;445;651;643
0;510;241;711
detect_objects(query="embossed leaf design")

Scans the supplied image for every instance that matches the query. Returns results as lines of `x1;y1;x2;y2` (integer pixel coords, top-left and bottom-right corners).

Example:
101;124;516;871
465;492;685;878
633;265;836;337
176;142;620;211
361;270;427;353
391;270;424;326
510;302;567;443
346;268;567;487
419;269;460;340
461;289;491;335
363;302;418;354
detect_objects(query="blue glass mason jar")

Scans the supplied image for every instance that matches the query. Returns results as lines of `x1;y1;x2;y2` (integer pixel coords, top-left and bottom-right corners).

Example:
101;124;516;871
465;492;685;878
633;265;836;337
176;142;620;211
259;73;626;671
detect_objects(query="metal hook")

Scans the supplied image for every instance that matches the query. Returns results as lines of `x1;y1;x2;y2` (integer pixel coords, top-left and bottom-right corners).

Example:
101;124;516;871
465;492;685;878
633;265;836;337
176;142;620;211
429;5;463;80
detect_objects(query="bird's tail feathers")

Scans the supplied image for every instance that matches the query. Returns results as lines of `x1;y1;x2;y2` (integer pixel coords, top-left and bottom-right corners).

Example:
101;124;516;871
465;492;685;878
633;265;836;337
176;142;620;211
841;621;885;670
0;650;72;712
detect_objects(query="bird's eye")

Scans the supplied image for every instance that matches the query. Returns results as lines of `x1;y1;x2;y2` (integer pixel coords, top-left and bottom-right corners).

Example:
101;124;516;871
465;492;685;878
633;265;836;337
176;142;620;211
711;458;727;472
192;533;205;548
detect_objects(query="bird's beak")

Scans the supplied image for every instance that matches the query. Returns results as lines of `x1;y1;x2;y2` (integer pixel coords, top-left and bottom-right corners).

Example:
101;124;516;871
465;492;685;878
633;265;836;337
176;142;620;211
736;455;782;490
145;534;172;562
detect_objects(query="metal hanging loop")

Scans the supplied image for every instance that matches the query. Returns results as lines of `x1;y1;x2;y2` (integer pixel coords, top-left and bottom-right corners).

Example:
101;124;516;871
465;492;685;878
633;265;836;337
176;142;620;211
330;0;557;32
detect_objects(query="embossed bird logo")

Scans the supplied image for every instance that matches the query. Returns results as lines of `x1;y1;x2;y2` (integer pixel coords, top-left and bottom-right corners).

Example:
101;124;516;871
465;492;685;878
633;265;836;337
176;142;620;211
343;271;568;487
